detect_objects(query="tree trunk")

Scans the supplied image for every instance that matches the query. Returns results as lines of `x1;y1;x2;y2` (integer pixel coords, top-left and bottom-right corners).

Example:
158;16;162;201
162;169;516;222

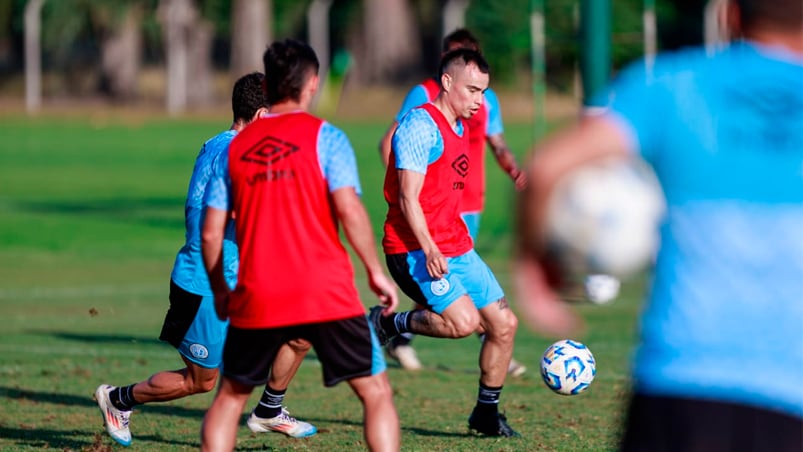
24;0;44;113
355;0;420;85
158;0;214;113
187;19;214;107
99;4;143;101
230;0;271;83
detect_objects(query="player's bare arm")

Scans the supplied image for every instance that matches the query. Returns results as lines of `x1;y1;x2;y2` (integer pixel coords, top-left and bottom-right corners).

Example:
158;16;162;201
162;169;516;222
398;169;448;279
332;186;399;313
201;206;231;320
487;134;527;190
378;120;399;168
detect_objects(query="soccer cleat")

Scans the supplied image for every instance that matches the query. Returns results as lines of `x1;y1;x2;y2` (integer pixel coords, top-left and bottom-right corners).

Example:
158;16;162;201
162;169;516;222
94;384;133;447
386;344;422;370
507;358;527;378
368;306;394;346
247;407;317;438
468;408;521;438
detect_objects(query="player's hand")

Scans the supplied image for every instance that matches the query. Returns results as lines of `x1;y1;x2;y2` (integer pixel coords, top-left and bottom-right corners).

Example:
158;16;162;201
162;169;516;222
425;249;448;279
511;167;528;191
213;290;230;321
368;272;399;315
513;257;583;338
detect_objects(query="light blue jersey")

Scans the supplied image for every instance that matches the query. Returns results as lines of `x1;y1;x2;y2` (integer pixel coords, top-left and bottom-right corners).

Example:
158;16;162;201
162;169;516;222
205;119;361;211
171;130;239;296
607;42;803;417
395;83;503;136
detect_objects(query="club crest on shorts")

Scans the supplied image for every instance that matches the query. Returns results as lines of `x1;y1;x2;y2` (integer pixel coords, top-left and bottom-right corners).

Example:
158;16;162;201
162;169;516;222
189;343;209;360
430;278;450;296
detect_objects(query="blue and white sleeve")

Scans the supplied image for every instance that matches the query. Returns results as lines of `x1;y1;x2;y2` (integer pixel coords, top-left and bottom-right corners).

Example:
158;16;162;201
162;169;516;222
319;122;362;195
395;85;430;122
392;108;442;174
484;87;504;136
204;148;232;211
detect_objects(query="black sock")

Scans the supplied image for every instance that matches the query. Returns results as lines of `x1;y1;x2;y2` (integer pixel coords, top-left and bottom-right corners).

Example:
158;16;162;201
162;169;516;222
475;382;502;416
110;384;139;411
253;385;286;419
380;311;413;336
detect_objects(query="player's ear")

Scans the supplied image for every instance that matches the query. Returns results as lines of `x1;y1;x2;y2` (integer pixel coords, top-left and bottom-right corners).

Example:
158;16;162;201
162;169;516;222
252;107;268;122
441;72;452;92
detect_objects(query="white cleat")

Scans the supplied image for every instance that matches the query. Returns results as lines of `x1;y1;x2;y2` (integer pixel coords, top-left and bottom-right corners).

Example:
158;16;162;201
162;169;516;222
387;344;423;371
247;407;317;438
94;384;132;447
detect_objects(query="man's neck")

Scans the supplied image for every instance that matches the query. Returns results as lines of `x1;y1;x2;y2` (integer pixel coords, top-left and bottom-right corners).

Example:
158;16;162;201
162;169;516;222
431;95;459;128
747;28;803;57
269;100;306;115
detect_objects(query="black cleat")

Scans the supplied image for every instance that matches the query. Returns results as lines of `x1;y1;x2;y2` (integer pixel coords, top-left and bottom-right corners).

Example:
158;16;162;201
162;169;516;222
368;306;394;346
468;408;521;438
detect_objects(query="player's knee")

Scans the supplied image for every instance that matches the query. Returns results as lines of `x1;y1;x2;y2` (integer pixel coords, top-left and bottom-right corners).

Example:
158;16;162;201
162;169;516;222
354;375;393;403
286;338;312;353
449;311;481;338
485;310;518;344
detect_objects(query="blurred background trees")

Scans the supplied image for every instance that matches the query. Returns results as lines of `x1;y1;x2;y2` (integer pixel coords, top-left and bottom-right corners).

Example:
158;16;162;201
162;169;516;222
0;0;708;112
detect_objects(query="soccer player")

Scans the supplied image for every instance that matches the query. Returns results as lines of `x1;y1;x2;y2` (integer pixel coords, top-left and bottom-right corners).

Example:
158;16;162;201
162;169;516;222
378;28;527;376
94;72;316;448
200;39;400;452
516;0;803;449
371;48;520;438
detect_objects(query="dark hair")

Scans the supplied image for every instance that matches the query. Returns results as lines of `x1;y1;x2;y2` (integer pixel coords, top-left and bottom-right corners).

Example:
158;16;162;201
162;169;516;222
736;0;803;31
232;72;267;122
442;28;480;53
262;39;319;105
438;48;490;81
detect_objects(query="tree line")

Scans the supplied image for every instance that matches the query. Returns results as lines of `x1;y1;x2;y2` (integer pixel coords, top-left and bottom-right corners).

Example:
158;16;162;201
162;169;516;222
0;0;707;112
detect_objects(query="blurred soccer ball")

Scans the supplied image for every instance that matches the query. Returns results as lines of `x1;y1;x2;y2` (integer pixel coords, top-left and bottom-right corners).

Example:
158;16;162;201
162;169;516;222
540;339;596;396
583;274;620;305
545;158;665;278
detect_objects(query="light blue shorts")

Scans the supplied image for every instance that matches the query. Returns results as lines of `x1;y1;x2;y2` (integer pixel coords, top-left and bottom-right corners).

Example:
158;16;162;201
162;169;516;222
385;248;504;314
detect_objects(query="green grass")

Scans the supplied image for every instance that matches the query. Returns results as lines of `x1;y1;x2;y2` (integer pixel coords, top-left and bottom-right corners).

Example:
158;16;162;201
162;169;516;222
0;114;642;451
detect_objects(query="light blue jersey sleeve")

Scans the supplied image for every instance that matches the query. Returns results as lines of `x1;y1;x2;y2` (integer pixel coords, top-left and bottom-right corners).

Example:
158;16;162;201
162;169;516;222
205;147;231;211
484;87;504;136
392;108;443;173
395;85;430;122
319;122;362;194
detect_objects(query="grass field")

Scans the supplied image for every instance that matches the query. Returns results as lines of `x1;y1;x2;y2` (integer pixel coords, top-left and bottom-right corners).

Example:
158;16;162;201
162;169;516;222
0;113;644;451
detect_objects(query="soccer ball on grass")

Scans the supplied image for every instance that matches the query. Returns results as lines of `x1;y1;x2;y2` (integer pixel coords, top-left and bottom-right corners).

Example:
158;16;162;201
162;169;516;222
540;339;596;395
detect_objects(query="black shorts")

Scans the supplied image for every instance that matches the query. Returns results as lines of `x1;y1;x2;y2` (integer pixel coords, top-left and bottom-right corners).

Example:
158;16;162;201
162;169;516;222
621;393;803;452
158;279;203;348
222;315;385;387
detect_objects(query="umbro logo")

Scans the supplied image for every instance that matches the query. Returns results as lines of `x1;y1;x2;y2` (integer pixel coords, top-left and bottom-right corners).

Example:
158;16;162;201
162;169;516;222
451;154;469;177
241;136;299;165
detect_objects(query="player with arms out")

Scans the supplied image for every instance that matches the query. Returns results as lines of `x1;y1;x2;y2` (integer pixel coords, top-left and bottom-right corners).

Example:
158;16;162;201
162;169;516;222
371;48;520;438
378;28;527;376
201;39;400;452
516;0;803;449
94;72;315;448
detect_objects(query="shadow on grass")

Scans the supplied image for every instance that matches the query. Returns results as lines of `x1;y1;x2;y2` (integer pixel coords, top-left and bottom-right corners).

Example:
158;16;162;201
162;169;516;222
0;425;198;450
14;197;184;230
36;330;165;347
0;385;208;419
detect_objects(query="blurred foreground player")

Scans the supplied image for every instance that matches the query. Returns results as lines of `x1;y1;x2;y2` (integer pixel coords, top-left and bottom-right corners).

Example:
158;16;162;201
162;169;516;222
516;1;803;450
